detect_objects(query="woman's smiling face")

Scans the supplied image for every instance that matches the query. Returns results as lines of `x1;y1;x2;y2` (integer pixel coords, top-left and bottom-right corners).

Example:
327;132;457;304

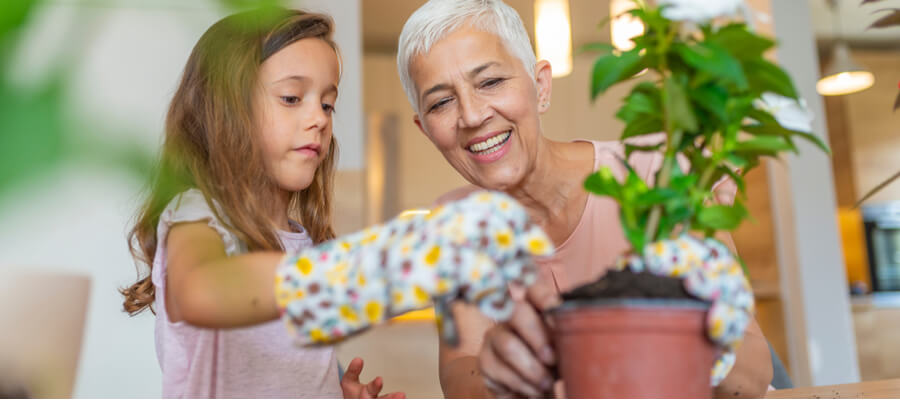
410;27;551;191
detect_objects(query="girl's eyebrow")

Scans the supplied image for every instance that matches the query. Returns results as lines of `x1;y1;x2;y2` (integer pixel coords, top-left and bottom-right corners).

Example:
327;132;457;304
270;75;338;96
271;75;309;85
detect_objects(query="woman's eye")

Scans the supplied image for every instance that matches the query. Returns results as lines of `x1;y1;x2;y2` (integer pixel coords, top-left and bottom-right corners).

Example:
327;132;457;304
481;78;504;88
280;96;301;105
428;98;452;113
322;103;336;114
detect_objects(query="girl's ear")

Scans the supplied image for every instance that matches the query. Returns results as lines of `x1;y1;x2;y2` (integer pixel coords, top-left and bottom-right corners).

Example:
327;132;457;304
534;60;553;114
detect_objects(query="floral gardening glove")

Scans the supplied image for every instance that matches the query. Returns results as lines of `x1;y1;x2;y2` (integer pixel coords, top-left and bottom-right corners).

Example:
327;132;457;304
617;235;754;386
275;191;554;346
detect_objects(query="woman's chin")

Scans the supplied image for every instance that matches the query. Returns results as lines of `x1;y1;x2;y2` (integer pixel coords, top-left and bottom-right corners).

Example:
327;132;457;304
470;171;525;192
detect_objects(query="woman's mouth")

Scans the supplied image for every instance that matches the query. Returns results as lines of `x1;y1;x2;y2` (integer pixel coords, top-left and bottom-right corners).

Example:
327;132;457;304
466;130;511;155
465;130;512;163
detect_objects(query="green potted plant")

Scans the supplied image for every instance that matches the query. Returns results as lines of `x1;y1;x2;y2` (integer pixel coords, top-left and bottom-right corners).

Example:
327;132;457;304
550;0;830;397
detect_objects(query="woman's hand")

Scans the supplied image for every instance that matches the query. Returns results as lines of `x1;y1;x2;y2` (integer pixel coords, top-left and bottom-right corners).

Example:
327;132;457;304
340;358;406;399
479;283;561;398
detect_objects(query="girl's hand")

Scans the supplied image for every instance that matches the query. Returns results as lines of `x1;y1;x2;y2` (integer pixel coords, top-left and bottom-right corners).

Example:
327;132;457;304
340;358;406;399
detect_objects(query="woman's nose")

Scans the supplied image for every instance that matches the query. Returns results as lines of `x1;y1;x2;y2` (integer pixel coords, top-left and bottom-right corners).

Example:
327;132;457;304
457;92;491;128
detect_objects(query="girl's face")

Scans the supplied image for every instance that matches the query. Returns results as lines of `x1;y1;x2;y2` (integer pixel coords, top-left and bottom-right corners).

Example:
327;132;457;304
255;38;339;193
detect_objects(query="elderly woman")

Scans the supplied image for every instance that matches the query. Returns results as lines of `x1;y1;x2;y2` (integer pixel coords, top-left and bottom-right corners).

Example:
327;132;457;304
396;0;773;398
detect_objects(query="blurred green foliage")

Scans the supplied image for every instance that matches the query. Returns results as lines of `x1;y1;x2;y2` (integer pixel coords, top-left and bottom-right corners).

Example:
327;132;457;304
0;0;64;201
0;0;284;204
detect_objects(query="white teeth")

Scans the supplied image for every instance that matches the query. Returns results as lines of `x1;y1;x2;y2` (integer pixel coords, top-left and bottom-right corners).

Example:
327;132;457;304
467;131;511;154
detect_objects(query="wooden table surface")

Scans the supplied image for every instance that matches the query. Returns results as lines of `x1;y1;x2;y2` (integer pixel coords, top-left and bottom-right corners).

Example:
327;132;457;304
766;378;900;398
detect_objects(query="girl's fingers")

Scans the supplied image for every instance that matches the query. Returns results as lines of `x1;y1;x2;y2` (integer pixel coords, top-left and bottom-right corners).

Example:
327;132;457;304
343;357;364;384
365;376;383;397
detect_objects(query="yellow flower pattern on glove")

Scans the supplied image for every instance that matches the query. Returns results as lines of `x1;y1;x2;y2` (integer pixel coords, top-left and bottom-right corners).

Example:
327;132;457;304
616;235;754;386
275;191;554;346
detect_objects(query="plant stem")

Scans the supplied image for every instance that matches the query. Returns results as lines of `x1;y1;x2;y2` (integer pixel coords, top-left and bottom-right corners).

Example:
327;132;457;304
644;130;683;243
642;19;679;245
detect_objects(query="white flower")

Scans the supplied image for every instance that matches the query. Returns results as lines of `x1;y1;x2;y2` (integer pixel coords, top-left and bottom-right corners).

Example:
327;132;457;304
659;0;745;23
754;92;814;133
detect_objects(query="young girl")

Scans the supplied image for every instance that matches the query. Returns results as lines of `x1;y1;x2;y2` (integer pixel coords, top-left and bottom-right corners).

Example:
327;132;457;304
120;8;401;398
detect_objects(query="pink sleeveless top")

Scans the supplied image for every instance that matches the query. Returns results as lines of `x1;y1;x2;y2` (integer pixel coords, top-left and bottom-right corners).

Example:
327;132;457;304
441;139;736;294
150;189;342;398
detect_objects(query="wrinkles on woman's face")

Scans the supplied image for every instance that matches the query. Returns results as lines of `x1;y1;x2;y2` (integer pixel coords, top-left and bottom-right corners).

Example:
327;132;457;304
410;28;542;191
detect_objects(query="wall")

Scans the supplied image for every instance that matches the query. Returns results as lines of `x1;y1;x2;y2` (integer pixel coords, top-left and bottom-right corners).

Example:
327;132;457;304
844;50;900;205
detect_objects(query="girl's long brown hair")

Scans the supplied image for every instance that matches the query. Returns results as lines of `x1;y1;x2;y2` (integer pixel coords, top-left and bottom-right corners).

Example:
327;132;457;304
122;7;338;316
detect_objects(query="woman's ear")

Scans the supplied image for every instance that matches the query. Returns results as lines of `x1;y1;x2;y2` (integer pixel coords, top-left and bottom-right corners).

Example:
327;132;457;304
534;60;553;114
413;115;426;136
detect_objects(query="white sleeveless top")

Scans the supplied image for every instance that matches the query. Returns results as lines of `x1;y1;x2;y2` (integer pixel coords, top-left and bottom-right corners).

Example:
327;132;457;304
150;189;342;398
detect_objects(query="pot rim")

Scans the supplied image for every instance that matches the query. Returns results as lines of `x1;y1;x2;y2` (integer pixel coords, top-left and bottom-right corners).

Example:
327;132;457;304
551;297;710;314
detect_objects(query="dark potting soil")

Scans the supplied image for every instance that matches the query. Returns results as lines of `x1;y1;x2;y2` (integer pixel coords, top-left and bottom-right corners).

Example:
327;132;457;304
561;268;696;301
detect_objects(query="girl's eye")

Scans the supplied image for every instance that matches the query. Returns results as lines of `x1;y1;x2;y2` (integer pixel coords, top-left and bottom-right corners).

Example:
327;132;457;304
322;103;336;114
280;96;301;105
428;98;452;113
481;78;504;89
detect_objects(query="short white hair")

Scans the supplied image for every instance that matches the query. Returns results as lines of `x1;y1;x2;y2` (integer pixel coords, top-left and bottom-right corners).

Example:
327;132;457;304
397;0;536;115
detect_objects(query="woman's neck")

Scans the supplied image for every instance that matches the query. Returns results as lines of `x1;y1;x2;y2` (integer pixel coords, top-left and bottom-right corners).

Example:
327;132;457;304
505;138;594;243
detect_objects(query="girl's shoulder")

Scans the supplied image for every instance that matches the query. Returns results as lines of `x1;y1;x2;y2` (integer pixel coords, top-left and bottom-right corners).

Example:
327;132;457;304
159;188;245;255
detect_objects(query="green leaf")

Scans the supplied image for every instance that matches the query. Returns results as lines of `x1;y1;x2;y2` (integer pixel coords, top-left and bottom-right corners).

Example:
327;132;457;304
623;117;664;139
792;131;832;155
690;84;729;123
591;48;643;100
724;153;750;169
621;214;647;252
744;58;799;99
622;164;649;196
708;24;775;61
670;173;699;192
673;42;748;89
742;109;831;155
584;167;622;198
664;76;698;132
745;107;779;126
616;90;661;123
696;203;748;231
634;188;679;208
737;135;796;153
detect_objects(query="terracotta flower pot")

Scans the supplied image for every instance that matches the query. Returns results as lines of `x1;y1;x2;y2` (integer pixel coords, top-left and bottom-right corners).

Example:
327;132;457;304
552;298;716;398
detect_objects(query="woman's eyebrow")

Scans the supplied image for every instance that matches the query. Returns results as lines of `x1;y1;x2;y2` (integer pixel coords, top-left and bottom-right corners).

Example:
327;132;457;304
467;61;500;79
421;62;502;100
